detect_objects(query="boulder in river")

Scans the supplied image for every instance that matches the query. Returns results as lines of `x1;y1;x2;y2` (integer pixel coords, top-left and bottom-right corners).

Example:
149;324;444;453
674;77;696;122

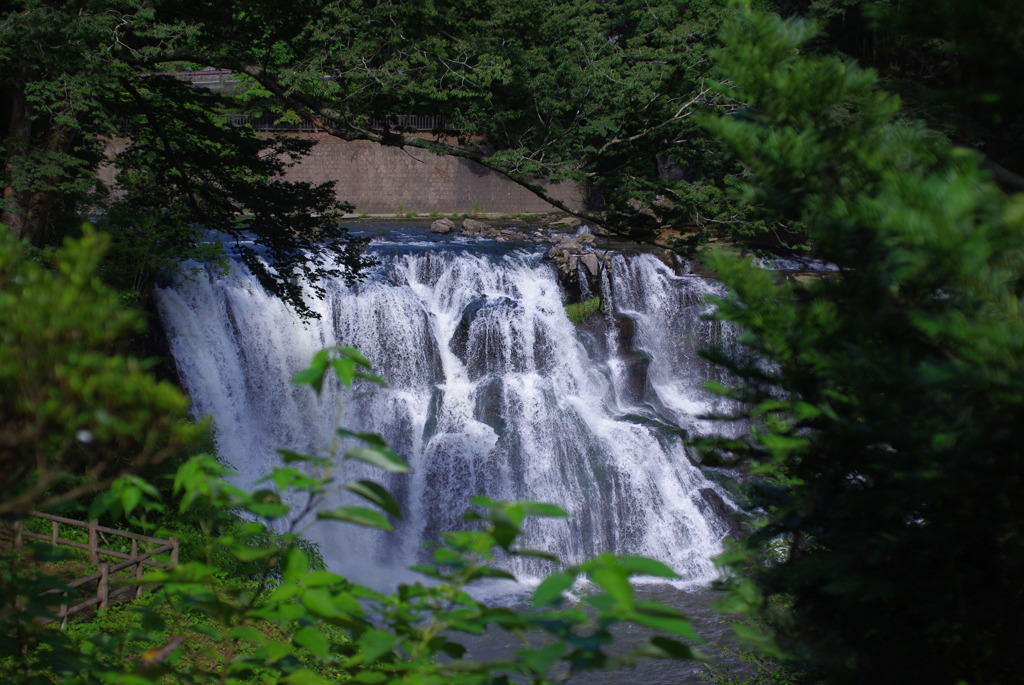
430;217;456;234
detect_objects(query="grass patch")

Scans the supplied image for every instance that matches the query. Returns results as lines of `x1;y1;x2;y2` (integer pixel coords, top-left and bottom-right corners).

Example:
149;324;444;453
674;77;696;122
565;296;602;325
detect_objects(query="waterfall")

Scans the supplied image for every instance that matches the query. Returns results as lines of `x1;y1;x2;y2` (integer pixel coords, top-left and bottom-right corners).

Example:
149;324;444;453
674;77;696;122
155;235;739;589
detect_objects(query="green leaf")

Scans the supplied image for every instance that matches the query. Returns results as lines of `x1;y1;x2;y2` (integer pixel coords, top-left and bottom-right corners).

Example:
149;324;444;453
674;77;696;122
733;622;772;643
343;480;402;518
355;371;388;386
332;356;356;386
344;446;410;473
292;366;324;390
357;629;400;662
409;564;442;579
589;562;634;612
285;668;331;685
229;626;267;645
433;547;464;565
87;491;118;520
469;495;497;508
337;345;372;368
277;448;329;466
300;588;343;618
267;583;300;603
302;570;347;588
263;641;293;663
631;604;699;639
634;636;697;660
294;625;330;660
534;572;575;606
317;506;394;531
617;555;680;579
466;567;517;582
704;379;731;396
491;519;521;550
759;433;809;452
512;548;561;562
518;642;565;676
520;501;569;518
336;429;388;446
264;467;317;491
283;546;309;581
121;486;141;516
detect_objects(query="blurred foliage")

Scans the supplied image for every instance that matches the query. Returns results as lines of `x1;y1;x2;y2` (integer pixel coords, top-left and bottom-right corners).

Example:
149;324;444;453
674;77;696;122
770;0;1024;171
698;5;1024;684
0;227;206;516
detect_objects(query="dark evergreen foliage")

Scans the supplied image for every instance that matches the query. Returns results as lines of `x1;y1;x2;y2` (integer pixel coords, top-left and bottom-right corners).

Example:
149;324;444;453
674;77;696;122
700;7;1024;683
0;0;371;318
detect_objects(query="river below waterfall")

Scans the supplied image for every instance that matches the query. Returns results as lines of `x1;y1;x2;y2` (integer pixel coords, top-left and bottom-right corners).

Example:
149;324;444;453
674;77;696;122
155;222;748;682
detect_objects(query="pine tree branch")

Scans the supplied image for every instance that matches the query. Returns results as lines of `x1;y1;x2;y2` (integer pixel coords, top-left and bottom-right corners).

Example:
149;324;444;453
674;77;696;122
153;50;608;226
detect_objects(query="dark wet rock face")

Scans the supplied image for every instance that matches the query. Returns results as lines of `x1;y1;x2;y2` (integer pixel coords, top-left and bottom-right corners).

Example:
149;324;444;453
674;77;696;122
545;232;609;289
697;487;744;537
428;217;611;294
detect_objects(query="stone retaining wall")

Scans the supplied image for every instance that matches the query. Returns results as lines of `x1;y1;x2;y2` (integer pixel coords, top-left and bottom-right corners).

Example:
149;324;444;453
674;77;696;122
101;133;584;215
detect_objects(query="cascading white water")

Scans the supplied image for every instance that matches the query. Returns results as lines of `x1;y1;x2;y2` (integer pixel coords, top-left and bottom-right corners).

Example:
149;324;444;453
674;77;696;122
155;234;739;589
603;254;742;439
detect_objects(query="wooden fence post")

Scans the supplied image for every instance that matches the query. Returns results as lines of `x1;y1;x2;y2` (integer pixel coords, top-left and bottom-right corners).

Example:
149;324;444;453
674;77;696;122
98;563;109;609
131;538;143;598
135;560;145;599
88;519;99;563
14;514;177;626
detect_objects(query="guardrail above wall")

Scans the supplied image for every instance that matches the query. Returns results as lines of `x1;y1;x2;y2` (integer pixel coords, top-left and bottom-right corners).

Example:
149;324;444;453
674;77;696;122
133;70;454;133
220;112;451;133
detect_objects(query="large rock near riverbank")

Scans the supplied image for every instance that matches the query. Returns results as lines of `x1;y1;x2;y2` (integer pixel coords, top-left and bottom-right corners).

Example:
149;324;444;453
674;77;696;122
545;232;609;280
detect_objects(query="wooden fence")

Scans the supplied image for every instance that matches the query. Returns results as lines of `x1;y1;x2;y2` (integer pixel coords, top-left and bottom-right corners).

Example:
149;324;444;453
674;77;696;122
10;512;179;627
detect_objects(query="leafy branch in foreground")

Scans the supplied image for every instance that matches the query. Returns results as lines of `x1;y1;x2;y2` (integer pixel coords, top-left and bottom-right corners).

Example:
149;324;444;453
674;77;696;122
4;336;704;683
0;227;205;517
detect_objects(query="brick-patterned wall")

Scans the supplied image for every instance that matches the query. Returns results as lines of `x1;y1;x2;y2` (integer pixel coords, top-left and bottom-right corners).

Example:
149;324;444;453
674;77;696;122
100;134;584;215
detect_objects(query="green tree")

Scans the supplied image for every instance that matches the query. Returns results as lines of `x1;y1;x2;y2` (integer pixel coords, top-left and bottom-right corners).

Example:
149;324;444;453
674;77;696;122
0;0;371;316
699;5;1024;683
769;0;1024;185
4;0;788;265
0;227;204;516
194;0;772;244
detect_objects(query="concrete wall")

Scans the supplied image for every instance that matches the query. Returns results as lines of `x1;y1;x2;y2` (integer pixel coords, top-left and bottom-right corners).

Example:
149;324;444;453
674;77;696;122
100;134;584;216
283;134;583;215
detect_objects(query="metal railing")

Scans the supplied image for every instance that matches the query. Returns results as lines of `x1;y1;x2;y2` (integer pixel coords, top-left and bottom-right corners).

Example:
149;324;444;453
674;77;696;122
220;112;451;133
167;69;241;91
139;70;453;132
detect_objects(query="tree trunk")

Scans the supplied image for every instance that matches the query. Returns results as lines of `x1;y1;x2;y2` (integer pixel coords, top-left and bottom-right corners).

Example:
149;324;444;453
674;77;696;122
21;124;77;245
2;80;32;240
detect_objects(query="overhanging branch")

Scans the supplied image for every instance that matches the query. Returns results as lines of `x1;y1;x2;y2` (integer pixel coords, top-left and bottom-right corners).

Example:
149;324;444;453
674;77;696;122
153;49;608;225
